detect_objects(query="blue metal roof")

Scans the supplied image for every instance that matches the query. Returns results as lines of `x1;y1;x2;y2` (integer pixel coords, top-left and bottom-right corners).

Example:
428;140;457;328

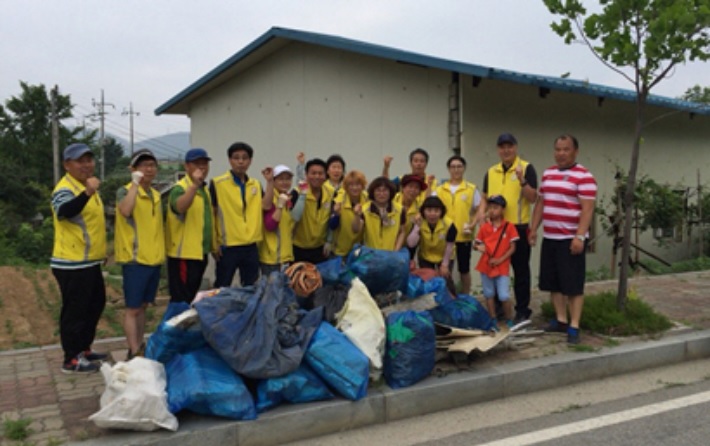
155;26;710;116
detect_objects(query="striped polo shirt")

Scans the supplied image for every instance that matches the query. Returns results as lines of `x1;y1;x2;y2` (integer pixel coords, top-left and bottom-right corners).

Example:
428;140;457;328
539;163;597;240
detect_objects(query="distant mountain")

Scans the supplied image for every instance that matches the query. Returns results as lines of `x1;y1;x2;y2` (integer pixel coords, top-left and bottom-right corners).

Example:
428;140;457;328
106;132;190;160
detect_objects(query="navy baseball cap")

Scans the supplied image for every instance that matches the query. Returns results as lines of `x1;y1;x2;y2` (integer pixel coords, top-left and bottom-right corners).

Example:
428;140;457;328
185;148;212;162
487;194;507;208
496;133;518;146
63;143;93;161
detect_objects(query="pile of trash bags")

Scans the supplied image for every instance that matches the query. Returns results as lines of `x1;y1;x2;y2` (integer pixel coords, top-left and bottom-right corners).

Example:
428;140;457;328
93;245;498;430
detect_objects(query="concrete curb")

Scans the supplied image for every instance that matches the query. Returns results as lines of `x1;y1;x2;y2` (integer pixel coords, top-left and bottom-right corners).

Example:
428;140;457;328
75;330;710;446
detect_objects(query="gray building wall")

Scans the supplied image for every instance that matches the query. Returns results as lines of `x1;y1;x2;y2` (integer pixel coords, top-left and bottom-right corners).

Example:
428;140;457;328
184;42;710;286
189;42;452;183
460;75;710;278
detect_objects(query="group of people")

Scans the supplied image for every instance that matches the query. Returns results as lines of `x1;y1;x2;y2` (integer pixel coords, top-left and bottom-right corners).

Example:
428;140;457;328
50;132;596;373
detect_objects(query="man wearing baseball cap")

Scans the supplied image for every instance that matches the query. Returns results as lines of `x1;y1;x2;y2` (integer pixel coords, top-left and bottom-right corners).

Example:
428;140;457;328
478;133;538;323
50;143;107;373
114;149;164;359
165;148;217;303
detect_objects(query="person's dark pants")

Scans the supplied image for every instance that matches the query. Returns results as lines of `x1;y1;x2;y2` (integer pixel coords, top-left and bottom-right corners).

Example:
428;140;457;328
511;224;532;319
494;224;532;320
167;256;208;304
293;245;327;265
214;244;260;288
52;265;106;363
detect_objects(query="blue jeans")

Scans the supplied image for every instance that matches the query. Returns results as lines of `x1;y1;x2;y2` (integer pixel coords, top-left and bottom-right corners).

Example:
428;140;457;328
481;274;511;301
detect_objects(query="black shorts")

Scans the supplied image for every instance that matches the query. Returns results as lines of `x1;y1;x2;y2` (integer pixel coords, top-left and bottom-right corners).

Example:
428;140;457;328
538;238;586;296
455;242;472;274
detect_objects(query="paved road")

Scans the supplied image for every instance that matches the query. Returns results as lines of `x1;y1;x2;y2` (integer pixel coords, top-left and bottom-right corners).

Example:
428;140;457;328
426;381;710;446
285;358;710;446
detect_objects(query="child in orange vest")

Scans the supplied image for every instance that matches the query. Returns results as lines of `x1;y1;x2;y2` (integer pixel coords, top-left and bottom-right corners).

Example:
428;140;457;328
474;195;519;328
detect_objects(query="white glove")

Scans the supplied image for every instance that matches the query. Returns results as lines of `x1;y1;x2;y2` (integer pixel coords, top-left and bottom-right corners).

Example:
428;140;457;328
131;171;144;185
463;223;473;235
277;193;290;209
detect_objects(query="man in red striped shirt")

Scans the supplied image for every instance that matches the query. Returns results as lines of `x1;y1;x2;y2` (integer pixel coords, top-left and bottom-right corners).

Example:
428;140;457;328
529;134;596;345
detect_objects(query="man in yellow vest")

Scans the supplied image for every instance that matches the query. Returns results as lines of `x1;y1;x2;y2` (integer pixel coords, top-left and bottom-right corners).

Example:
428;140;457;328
382;147;436;204
51;143;107;374
293;158;333;264
479;133;538;322
115;149;165;359
209;142;263;287
166;148;216;303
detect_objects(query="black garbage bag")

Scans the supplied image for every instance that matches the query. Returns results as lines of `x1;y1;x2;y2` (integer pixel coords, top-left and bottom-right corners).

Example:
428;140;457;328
195;272;323;379
312;283;350;325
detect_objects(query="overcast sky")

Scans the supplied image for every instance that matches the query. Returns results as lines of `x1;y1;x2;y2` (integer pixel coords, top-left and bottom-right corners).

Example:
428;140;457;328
2;0;708;150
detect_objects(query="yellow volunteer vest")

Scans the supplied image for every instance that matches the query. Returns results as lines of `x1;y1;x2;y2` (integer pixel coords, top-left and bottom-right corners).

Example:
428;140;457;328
333;192;367;257
362;201;403;251
487;157;531;225
51;174;107;262
258;196;295;265
165;176;214;260
293;186;334;249
394;192;420;239
212;172;263;246
436;181;477;242
418;217;455;264
114;183;165;265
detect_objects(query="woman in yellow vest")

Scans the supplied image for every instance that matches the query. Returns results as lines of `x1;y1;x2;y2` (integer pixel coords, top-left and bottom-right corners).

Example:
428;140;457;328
394;174;427;261
115;149;165;359
352;176;405;251
259;164;299;274
330;170;367;257
407;196;458;279
436;155;482;294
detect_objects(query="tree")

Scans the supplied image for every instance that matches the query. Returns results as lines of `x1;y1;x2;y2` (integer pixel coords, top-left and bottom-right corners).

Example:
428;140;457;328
681;84;710;104
103;136;130;176
543;0;710;309
0;82;93;188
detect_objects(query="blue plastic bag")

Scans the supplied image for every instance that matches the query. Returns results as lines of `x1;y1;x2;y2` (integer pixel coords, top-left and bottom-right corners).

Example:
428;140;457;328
384;311;436;389
255;363;335;413
166;347;257;420
346;245;409;295
317;257;354;286
195;272;322;379
428;294;497;331
406;275;454;305
305;322;370;401
145;304;206;365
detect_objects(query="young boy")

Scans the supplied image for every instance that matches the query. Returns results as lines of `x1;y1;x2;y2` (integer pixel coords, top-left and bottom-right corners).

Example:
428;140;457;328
474;195;519;328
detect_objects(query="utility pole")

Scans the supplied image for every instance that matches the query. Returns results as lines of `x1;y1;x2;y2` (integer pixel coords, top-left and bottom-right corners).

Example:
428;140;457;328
122;102;140;156
90;90;114;180
50;85;60;184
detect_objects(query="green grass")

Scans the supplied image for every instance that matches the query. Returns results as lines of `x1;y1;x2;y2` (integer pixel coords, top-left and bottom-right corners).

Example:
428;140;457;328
5;320;13;335
541;291;672;336
101;305;124;337
103;264;122;276
12;341;36;350
644;256;710;275
569;344;598;353
586;265;612;282
2;417;33;440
